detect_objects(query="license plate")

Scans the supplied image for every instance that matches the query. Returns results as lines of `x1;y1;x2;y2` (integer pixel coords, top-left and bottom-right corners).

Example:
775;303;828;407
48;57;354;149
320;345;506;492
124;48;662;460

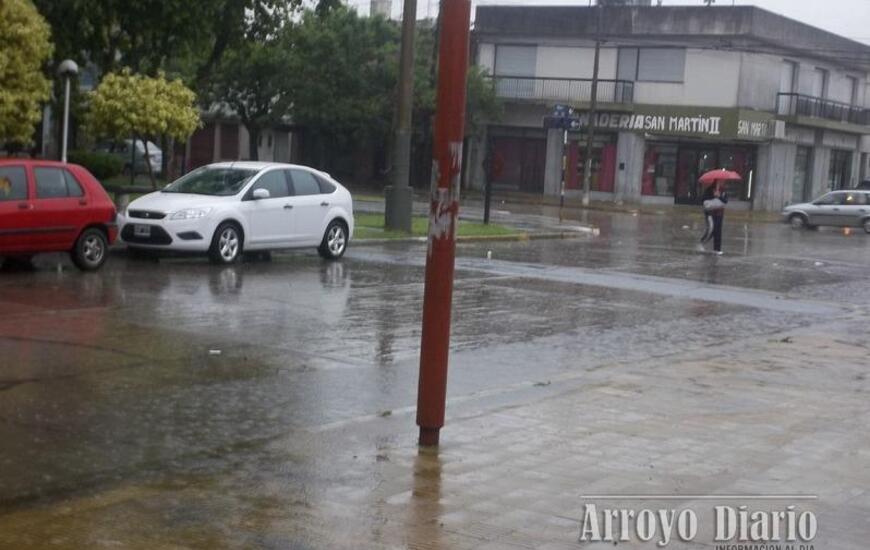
134;224;152;238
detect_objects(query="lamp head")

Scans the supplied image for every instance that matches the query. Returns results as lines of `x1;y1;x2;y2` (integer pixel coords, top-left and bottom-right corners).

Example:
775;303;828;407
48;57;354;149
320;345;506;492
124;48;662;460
58;59;79;77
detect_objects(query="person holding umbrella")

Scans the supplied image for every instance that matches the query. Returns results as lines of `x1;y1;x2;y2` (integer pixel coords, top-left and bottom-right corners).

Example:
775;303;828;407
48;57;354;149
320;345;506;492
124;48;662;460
697;169;741;255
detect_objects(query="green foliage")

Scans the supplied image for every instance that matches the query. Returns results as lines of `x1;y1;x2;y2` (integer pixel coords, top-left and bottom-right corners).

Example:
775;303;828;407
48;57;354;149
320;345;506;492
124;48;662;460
208;39;291;159
0;0;53;146
465;66;503;138
86;70;200;143
288;7;399;148
33;0;300;88
67;150;124;180
409;25;502;144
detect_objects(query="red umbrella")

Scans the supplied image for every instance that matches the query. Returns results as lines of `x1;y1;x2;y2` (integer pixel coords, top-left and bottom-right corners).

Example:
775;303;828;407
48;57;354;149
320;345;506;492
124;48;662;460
699;169;741;187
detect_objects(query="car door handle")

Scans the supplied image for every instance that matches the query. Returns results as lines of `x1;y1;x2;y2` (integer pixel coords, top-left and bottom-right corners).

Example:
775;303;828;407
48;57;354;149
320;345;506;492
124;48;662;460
320;201;329;207
283;204;293;210
78;199;88;206
17;202;30;210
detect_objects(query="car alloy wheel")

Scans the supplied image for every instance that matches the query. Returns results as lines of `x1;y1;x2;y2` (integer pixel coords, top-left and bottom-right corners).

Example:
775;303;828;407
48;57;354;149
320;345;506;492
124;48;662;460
327;225;346;256
210;223;243;264
218;227;240;261
72;228;108;271
318;220;348;260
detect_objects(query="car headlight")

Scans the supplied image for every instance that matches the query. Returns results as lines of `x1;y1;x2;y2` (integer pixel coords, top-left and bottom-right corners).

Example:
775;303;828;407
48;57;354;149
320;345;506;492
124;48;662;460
170;207;211;220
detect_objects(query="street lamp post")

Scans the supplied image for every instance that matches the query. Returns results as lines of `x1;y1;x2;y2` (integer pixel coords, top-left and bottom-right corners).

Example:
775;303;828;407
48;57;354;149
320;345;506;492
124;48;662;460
58;59;79;163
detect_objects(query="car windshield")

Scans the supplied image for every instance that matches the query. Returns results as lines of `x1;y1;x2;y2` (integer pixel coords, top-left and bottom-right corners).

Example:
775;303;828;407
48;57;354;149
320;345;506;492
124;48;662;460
163;167;258;196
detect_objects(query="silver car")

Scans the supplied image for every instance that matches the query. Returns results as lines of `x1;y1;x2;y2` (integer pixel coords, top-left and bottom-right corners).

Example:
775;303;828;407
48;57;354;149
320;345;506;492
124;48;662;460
783;190;870;233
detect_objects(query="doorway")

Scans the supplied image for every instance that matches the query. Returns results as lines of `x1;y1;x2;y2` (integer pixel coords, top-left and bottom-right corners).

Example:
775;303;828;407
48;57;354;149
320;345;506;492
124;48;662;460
792;146;813;203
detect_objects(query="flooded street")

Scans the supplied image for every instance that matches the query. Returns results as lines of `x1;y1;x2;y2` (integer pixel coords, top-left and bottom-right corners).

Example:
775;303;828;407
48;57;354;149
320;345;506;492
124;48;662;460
1;209;869;549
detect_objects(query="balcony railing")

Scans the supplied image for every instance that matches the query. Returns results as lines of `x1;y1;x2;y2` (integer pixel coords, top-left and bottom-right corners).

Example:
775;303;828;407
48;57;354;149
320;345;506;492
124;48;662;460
776;92;869;126
489;76;634;104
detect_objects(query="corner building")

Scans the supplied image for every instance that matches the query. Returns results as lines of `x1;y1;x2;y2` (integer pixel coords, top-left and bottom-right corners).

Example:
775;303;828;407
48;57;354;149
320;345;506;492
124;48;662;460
469;5;870;211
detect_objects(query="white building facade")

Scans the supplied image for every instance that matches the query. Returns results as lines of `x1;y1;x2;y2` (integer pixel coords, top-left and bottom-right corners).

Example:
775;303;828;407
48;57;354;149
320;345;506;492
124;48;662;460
470;5;870;211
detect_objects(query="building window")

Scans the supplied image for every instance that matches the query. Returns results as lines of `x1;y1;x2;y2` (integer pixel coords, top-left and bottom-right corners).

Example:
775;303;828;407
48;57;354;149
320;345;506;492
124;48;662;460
847;76;859;105
494;45;536;77
616;48;685;83
617;48;638;81
779;61;798;94
811;68;828;99
494;45;537;98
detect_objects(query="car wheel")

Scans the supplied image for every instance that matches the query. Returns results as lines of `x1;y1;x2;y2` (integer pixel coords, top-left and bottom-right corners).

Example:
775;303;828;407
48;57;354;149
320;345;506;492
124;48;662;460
318;220;348;260
789;214;808;230
209;222;243;264
71;228;108;271
863;219;870;234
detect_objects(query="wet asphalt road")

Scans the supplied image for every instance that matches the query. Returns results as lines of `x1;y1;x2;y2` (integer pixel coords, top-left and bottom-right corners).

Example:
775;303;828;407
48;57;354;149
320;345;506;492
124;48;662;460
1;208;869;548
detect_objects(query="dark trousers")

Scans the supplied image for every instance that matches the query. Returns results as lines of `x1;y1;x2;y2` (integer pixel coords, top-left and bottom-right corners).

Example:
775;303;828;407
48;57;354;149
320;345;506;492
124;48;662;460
712;214;724;251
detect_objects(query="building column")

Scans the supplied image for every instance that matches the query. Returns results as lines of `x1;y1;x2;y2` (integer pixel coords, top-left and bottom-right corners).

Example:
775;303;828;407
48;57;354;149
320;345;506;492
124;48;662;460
811;146;831;197
466;129;488;192
754;142;795;211
543;128;563;196
615;131;644;203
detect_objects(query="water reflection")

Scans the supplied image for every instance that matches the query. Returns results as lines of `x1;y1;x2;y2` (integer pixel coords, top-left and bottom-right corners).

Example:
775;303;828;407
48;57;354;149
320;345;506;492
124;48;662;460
209;266;244;296
409;447;443;548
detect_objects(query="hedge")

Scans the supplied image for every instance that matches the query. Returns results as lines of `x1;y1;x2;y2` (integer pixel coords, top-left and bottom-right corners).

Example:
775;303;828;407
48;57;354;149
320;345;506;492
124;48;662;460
68;150;124;180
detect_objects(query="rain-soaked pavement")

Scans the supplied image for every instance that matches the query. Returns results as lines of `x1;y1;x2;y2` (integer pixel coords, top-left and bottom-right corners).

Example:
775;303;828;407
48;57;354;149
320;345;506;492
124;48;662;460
1;207;869;549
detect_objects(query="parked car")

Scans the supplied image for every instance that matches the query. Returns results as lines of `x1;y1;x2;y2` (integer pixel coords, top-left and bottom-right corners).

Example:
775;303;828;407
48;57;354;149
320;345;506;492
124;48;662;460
0;160;118;270
95;139;163;176
119;162;354;263
782;189;870;233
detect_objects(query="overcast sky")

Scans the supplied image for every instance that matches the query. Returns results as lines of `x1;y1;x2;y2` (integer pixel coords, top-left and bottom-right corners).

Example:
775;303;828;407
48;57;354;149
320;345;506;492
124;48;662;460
355;0;870;45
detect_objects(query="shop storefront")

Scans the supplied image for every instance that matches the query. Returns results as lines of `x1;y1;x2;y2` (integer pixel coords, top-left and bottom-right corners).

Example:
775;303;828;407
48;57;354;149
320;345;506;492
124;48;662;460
555;105;773;205
487;127;547;194
565;134;618;193
643;142;757;203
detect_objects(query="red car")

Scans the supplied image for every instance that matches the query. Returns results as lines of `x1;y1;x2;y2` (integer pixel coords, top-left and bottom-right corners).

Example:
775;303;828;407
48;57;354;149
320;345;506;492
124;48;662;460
0;160;117;271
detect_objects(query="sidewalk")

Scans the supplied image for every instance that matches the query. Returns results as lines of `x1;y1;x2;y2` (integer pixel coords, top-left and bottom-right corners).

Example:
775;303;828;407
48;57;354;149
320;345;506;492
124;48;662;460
2;316;866;549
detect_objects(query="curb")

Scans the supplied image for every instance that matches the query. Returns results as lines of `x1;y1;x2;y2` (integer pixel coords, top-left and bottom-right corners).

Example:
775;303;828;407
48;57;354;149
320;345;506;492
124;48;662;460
352;227;597;246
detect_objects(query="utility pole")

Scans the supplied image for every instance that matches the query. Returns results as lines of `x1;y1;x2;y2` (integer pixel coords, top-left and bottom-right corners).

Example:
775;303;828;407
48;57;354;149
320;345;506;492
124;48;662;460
416;0;471;447
581;5;602;208
385;0;417;232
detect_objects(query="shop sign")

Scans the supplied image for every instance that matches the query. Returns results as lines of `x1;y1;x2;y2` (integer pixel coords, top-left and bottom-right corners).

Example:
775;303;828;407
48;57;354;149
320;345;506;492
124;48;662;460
737;119;771;138
545;105;776;141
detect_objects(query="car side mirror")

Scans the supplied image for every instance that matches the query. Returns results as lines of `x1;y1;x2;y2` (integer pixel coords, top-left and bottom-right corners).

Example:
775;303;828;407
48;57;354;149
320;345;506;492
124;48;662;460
252;188;270;200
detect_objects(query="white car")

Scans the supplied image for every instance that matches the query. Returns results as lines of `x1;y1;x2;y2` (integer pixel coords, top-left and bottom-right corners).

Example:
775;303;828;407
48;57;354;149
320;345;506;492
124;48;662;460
120;162;354;263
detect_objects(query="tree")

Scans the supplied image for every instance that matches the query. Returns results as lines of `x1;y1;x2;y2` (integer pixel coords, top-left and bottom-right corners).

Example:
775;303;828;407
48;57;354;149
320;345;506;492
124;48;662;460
289;7;399;174
32;0;299;84
465;67;503;140
0;0;53;148
208;40;292;160
86;71;200;187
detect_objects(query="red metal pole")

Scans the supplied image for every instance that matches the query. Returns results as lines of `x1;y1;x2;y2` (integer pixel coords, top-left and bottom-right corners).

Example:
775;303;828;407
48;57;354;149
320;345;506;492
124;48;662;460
416;0;471;447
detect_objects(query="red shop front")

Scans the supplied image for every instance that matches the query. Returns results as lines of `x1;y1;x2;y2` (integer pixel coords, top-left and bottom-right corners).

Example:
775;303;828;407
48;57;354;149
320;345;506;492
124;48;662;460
565;134;617;193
